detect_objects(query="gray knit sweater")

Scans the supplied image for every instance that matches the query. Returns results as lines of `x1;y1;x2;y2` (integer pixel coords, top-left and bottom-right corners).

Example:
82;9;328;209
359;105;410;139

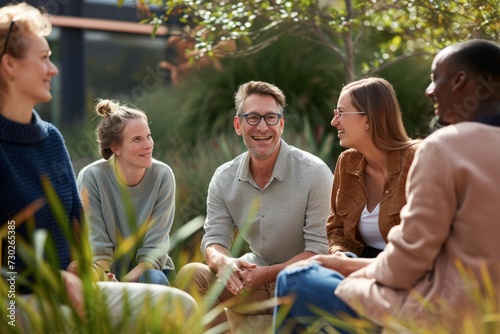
77;158;175;273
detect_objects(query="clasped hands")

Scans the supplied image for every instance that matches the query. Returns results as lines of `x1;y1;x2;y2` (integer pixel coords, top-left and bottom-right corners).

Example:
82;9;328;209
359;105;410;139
216;258;266;295
66;260;118;282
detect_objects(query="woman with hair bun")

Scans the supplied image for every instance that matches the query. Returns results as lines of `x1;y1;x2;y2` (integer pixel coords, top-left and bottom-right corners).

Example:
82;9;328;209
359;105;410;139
0;3;198;332
78;99;175;286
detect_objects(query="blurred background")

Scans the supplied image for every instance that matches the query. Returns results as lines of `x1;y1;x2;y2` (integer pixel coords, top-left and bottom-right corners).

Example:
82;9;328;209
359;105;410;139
0;0;469;264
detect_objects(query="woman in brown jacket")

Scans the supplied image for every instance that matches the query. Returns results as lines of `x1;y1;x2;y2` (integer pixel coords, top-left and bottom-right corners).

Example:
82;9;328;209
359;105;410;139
327;77;419;258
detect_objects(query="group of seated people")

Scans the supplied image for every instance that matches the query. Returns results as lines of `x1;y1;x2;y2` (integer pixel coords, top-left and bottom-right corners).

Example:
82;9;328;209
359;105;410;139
1;2;500;333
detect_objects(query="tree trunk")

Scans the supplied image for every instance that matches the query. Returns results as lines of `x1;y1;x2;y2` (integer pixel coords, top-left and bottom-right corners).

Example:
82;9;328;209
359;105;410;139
343;0;355;83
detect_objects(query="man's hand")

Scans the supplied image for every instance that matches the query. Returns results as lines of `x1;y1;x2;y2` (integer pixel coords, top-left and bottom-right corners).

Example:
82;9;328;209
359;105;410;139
205;244;258;295
238;264;272;290
216;257;256;295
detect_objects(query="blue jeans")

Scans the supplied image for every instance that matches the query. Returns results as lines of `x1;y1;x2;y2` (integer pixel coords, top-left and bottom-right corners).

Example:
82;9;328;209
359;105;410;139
273;263;359;334
138;269;170;286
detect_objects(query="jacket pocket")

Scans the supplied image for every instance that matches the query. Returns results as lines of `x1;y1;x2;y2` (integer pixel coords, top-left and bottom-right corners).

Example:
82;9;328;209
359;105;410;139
335;191;356;216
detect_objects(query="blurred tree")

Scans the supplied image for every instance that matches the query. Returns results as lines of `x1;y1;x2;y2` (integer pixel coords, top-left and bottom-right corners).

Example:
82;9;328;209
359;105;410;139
126;0;499;83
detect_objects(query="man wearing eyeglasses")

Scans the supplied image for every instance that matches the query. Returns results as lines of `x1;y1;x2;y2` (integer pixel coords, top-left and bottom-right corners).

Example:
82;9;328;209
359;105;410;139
177;80;333;332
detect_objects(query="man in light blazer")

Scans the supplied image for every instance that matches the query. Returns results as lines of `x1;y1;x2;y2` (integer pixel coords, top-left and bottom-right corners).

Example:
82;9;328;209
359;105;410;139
274;39;500;333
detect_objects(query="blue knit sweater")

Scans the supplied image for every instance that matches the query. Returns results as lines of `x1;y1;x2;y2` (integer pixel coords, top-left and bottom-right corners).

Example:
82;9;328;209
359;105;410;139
0;111;82;273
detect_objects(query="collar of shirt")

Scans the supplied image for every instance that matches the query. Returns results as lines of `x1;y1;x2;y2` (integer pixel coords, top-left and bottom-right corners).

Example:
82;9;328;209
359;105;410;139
237;139;288;187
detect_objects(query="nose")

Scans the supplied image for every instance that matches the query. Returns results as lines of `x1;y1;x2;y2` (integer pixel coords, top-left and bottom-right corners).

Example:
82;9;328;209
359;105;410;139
425;82;434;98
49;60;59;76
331;114;339;127
147;137;154;149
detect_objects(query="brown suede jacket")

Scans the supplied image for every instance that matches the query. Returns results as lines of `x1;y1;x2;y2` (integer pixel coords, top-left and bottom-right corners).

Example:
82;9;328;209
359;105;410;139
327;146;418;255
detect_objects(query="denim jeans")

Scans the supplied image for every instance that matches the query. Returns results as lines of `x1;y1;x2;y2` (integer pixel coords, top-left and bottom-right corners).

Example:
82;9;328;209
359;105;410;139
344;245;383;259
273;263;358;334
139;269;170;286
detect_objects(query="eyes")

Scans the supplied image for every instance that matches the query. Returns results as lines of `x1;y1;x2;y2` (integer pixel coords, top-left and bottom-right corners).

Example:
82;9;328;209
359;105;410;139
41;50;52;60
247;113;279;123
239;112;283;126
132;134;152;142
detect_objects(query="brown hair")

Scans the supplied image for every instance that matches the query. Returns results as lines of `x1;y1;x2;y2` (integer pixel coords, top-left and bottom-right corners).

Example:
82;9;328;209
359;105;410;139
234;81;286;115
94;99;148;160
341;77;417;151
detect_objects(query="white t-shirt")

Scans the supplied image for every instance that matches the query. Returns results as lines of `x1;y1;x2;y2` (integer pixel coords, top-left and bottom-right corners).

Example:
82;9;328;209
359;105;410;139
358;203;386;250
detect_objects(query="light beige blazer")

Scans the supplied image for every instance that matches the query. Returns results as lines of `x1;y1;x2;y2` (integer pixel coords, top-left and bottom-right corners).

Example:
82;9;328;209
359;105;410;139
336;122;500;332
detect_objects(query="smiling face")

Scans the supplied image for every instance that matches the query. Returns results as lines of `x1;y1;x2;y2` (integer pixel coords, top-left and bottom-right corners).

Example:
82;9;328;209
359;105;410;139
113;118;154;171
424;47;473;126
425;50;456;125
234;93;284;161
331;91;370;150
10;34;58;105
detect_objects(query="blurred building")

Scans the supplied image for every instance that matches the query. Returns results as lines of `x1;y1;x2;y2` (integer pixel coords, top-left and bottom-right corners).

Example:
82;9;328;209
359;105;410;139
0;0;168;126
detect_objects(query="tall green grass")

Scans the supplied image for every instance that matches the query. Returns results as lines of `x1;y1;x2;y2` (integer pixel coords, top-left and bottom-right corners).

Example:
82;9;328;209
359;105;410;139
0;176;200;334
1;174;500;334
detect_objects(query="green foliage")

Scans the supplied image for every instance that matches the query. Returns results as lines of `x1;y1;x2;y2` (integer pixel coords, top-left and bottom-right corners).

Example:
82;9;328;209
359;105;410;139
4;120;500;334
106;30;434;240
104;1;489;245
0;179;201;333
139;0;499;83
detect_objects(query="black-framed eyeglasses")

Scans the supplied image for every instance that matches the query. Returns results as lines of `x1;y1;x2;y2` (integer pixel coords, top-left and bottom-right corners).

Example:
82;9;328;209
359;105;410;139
333;108;366;119
238;112;283;126
2;21;15;58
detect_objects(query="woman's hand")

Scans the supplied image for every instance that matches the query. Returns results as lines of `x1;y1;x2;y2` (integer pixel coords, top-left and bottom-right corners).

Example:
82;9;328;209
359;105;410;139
106;272;118;282
61;270;85;318
284;257;320;271
314;253;374;277
66;260;79;275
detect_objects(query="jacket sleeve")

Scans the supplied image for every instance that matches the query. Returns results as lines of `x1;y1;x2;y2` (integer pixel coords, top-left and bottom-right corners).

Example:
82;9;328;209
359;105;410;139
326;153;350;254
352;139;456;289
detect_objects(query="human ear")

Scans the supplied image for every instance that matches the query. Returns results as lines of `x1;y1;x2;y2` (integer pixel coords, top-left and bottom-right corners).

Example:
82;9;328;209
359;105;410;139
1;54;16;80
452;70;467;91
233;116;242;136
110;144;120;155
